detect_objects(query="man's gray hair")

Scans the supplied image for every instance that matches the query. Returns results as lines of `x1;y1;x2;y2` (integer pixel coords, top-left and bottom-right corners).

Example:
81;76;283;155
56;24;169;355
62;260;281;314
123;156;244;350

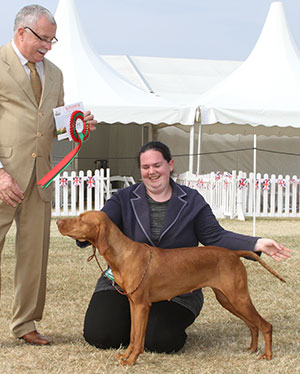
14;4;56;32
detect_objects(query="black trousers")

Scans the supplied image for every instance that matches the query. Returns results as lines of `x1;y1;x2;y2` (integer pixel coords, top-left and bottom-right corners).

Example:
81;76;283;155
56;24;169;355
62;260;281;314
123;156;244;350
83;290;196;353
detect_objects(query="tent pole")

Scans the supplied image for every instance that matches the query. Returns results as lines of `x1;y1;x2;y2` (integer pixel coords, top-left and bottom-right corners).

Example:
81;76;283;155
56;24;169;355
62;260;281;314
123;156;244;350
147;124;153;141
189;125;195;173
124;55;154;93
253;134;257;236
196;123;202;174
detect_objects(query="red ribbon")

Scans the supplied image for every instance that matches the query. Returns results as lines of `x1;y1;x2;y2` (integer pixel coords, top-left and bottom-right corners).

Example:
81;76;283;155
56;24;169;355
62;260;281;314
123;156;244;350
37;110;89;189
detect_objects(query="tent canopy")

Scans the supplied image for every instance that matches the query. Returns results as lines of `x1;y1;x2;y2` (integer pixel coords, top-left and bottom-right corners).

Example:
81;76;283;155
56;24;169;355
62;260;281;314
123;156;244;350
197;2;300;137
102;55;241;105
48;0;195;126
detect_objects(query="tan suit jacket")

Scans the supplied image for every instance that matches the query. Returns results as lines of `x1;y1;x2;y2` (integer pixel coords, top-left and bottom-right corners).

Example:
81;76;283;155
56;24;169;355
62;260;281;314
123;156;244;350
0;42;64;201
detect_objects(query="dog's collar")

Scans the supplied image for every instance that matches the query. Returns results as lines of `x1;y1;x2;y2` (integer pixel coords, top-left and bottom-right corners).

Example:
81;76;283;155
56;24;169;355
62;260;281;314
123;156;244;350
88;244;153;296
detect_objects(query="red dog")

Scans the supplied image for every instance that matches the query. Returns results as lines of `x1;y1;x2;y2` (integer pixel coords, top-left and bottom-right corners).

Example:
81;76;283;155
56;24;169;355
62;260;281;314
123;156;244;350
57;211;285;366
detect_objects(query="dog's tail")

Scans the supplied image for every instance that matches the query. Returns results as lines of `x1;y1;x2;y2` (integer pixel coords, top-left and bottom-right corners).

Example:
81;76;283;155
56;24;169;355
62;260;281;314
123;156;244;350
235;251;286;283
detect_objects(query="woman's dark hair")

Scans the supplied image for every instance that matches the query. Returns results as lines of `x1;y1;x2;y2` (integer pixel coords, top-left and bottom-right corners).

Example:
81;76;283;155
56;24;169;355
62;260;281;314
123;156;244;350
137;141;172;168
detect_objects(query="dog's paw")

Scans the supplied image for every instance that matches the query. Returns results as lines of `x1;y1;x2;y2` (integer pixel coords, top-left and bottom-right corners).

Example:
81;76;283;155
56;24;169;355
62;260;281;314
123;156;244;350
118;358;136;366
258;353;272;360
245;346;257;353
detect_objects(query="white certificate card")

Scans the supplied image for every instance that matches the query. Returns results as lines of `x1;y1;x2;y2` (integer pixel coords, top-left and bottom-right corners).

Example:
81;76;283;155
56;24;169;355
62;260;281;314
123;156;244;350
53;102;85;141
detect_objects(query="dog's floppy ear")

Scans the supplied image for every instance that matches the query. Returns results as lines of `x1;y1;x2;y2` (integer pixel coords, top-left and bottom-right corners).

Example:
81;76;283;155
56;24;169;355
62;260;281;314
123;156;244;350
96;221;110;255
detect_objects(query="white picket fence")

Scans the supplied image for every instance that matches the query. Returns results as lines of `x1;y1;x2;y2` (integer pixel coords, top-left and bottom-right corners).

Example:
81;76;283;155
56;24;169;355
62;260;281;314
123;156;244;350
52;168;135;216
52;168;300;219
176;170;300;220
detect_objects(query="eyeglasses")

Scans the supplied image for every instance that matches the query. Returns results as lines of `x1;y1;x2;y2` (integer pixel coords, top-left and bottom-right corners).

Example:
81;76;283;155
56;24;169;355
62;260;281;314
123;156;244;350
24;26;58;45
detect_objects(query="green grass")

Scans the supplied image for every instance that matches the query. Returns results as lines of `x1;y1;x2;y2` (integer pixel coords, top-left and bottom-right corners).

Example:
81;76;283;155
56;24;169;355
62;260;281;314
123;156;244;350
0;218;299;374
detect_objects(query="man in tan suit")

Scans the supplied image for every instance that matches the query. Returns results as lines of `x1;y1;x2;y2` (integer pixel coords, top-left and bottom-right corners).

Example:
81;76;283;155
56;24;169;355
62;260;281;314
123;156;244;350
0;5;96;345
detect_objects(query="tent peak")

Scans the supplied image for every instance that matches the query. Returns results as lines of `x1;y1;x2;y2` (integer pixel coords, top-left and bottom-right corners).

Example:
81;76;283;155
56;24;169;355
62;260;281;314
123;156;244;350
247;1;300;62
47;0;196;125
196;1;300;128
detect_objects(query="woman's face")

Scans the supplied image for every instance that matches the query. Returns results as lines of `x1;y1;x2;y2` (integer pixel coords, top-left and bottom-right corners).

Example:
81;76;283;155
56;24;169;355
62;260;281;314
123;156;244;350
140;149;174;197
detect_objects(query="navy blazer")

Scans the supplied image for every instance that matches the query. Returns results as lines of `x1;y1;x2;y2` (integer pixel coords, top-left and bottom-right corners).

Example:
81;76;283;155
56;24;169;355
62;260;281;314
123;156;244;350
102;179;258;251
96;179;259;316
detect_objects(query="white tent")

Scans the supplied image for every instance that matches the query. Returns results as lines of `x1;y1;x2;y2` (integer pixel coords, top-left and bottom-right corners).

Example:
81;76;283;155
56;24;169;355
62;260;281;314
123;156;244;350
185;1;300;177
193;1;300;232
48;0;195;126
198;1;300;134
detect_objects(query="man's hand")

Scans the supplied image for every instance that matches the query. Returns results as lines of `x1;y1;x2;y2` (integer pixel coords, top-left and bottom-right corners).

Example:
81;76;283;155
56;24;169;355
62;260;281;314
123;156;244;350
0;169;24;207
84;110;97;131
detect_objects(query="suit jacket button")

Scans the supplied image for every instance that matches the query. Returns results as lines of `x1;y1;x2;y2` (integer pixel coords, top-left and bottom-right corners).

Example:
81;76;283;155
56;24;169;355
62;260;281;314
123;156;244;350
37;132;42;137
32;153;37;158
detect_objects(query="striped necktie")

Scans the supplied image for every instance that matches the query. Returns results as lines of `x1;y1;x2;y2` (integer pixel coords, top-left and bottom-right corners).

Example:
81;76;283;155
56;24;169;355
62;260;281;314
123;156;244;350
26;62;42;105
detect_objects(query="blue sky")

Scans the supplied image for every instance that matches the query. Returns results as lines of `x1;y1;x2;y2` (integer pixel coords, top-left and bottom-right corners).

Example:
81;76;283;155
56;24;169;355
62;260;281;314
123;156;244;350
1;0;300;61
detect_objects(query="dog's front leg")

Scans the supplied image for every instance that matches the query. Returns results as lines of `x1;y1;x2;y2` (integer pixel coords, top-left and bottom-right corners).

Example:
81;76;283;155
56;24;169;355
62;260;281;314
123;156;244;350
119;299;150;366
115;299;136;362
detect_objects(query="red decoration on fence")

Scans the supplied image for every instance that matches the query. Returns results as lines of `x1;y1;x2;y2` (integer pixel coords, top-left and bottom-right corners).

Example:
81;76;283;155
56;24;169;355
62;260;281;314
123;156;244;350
262;179;271;191
73;176;82;187
196;178;204;188
59;177;68;187
224;172;232;179
215;171;222;180
223;172;232;189
238;178;248;189
86;176;95;188
278;179;286;188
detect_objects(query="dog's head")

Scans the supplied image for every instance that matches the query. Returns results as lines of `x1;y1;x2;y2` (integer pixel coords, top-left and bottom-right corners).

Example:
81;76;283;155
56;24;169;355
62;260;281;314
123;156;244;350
56;211;110;252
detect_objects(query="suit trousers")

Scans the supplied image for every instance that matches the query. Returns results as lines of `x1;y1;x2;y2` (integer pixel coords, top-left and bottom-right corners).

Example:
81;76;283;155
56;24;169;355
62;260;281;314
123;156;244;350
0;163;51;337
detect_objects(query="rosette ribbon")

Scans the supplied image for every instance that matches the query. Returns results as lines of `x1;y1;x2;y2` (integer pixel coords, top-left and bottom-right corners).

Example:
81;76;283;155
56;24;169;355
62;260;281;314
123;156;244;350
37;110;90;189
